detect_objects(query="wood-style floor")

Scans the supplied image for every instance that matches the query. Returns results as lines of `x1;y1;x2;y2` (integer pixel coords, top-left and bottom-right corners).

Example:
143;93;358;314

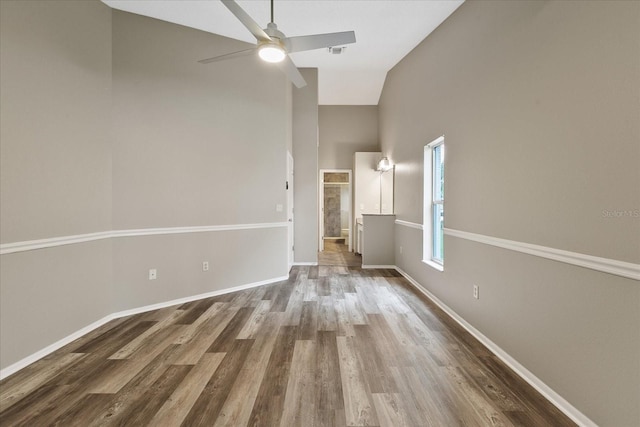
319;239;362;267
0;244;574;426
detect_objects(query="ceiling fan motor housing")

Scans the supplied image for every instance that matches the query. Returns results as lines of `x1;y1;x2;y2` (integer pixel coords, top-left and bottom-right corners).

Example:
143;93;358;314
265;22;286;44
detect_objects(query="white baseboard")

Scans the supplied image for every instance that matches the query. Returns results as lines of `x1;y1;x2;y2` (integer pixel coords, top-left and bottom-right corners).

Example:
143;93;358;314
394;266;596;427
111;275;288;319
0;315;116;381
0;275;288;380
362;264;396;269
292;262;318;266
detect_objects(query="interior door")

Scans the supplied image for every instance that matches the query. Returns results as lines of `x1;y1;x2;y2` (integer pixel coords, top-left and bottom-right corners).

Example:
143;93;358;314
287;152;294;269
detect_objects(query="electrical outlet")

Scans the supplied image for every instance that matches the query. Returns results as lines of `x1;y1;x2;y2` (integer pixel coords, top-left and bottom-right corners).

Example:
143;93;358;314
473;285;479;299
149;269;157;280
202;261;209;272
399;246;403;254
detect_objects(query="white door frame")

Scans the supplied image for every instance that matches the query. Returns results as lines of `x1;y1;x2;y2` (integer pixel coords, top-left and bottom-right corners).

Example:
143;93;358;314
287;152;294;270
319;169;352;253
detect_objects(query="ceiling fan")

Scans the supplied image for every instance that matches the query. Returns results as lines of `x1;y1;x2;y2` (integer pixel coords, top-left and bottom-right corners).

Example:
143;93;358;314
198;0;356;88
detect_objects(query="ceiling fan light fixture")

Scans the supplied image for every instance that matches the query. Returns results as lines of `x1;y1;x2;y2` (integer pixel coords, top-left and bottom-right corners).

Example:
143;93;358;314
258;43;286;63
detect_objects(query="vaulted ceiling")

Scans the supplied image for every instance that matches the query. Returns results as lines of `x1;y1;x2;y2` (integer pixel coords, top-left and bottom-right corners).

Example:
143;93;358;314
102;0;464;105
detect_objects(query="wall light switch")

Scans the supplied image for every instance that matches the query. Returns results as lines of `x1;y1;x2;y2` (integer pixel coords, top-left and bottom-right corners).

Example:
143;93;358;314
149;269;157;280
276;204;283;212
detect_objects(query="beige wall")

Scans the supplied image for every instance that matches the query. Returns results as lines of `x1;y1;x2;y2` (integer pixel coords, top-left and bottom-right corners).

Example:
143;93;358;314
1;2;291;370
380;1;639;425
0;0;114;369
112;10;290;230
0;1;113;243
292;69;319;263
110;11;290;311
318;105;379;170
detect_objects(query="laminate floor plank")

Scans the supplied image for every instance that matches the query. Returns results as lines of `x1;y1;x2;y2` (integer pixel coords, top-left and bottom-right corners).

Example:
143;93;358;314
270;280;295;312
99;364;192;426
355;282;381;314
390;365;458;427
171;307;238;365
73;320;157;356
366;313;411;367
181;339;254;426
298;301;318;341
330;276;346;300
317;296;338;332
51;393;114;427
303;278;318;302
353;325;397;394
344;292;368;325
0;383;72;427
317;277;331;297
236;300;272;339
442;365;514;427
334;298;355;337
0;353;84;412
315;331;345;427
87;345;186;426
206;307;255;353
42;315;136;358
280;340;316;427
371;393;412;427
479;355;576;427
247;325;298;427
108;309;185;359
282;282;305;327
308;265;319;279
174;298;216;325
150;352;226;426
87;325;186;394
336;335;379;427
172;301;227;345
214;314;283;427
0;259;576;427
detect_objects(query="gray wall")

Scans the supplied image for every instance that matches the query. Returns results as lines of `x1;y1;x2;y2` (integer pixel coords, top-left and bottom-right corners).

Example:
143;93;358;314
0;0;114;369
292;69;319;263
1;2;291;370
379;1;639;425
318;105;379;170
111;11;290;312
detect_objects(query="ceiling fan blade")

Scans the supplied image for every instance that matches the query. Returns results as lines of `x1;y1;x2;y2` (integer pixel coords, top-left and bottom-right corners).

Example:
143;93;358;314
284;31;356;53
276;56;307;88
198;48;256;64
220;0;271;43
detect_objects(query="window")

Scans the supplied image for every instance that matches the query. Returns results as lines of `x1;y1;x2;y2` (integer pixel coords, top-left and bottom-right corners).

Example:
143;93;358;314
423;136;445;271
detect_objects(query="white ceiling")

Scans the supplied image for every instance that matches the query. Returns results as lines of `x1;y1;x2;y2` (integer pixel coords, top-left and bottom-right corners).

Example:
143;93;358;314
102;0;464;105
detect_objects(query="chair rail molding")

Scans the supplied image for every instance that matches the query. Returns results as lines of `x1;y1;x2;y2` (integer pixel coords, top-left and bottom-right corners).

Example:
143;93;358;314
0;222;289;255
393;220;639;281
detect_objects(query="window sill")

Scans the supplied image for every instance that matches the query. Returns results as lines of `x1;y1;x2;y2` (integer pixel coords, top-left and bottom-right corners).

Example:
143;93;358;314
422;259;444;272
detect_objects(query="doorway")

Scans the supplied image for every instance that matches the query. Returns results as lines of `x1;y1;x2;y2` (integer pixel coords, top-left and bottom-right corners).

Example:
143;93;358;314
319;170;352;253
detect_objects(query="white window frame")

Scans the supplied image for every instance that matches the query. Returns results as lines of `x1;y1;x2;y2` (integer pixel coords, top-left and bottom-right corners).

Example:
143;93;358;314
423;136;445;271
